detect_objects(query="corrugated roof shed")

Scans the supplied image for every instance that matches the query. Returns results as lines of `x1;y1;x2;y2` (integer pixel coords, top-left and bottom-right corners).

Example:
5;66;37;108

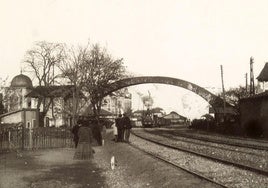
257;62;268;82
163;111;187;120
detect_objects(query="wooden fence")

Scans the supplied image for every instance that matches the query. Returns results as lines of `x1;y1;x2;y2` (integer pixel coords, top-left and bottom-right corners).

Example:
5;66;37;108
0;123;74;153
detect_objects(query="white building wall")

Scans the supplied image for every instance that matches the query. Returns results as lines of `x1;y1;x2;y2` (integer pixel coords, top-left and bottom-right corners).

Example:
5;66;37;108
1;111;22;124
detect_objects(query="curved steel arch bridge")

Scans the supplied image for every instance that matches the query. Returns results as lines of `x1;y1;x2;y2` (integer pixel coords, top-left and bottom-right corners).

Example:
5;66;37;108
102;76;229;110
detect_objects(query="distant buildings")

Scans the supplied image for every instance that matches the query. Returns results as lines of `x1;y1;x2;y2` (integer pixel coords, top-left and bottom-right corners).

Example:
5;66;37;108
101;88;132;116
162;111;187;124
256;62;268;91
132;108;187;126
0;73;132;128
0;73;38;128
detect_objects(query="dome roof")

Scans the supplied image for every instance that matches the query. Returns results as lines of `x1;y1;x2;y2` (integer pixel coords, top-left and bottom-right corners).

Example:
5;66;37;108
10;74;33;88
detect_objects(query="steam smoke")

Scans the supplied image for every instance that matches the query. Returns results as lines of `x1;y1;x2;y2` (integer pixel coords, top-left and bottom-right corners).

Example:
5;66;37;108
142;95;153;108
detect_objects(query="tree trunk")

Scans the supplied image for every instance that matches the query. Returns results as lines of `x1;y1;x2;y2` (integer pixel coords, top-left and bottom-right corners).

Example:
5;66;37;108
39;112;45;127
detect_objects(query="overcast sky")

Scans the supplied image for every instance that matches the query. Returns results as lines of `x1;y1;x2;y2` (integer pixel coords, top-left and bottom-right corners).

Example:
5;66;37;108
1;0;268;118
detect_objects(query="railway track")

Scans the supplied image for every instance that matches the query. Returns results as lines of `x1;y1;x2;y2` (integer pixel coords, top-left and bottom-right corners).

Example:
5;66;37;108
144;129;267;158
129;142;227;188
130;130;268;188
135;128;268;175
151;128;268;151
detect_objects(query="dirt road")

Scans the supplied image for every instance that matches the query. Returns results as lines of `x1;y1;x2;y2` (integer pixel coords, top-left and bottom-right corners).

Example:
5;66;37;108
0;148;105;188
0;130;218;188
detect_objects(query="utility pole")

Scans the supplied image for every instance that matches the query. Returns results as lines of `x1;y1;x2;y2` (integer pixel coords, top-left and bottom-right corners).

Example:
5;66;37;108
245;73;248;93
250;57;255;95
220;65;226;121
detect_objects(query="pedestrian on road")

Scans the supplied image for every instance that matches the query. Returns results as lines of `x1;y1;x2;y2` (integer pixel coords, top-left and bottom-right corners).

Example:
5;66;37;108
123;113;132;143
91;117;103;146
111;120;118;142
115;114;124;142
101;123;106;146
71;121;81;148
74;120;94;160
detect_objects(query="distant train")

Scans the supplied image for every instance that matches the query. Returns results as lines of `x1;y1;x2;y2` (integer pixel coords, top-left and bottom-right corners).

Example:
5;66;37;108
142;114;154;127
142;114;171;127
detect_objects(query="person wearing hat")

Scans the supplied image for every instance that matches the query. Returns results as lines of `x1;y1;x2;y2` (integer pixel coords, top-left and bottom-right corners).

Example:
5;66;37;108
115;114;124;142
122;113;132;143
73;119;94;160
71;120;82;148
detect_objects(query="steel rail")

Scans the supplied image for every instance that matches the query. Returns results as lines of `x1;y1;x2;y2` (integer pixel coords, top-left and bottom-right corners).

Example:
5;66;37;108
131;131;268;177
145;130;266;156
129;141;229;188
159;130;268;151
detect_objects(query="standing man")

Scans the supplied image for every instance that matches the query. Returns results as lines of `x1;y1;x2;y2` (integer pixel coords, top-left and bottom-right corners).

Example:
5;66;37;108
111;120;118;142
115;114;123;142
123;113;132;143
71;120;81;148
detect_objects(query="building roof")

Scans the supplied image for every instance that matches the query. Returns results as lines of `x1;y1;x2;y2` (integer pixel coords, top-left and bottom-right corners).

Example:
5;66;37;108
10;74;33;88
257;62;268;82
133;107;164;114
82;106;113;116
26;85;84;98
163;111;187;120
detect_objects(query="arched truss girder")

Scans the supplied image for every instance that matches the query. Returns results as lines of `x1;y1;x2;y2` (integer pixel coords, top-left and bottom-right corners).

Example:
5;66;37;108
103;76;225;109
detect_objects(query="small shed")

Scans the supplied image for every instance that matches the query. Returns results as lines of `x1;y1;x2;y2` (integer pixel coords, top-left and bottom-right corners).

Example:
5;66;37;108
163;111;187;124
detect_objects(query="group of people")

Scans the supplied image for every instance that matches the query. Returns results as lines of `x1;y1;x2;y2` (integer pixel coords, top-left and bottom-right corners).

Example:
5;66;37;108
71;113;132;160
72;119;95;160
112;113;132;143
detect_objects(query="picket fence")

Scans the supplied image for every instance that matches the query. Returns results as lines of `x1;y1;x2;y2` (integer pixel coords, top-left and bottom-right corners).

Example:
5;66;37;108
0;123;74;153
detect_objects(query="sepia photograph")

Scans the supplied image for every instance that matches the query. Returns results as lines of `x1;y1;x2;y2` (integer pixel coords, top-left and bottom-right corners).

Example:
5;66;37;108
0;0;268;187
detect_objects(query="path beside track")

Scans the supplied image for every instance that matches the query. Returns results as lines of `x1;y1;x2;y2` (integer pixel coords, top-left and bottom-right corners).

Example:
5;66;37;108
0;130;219;188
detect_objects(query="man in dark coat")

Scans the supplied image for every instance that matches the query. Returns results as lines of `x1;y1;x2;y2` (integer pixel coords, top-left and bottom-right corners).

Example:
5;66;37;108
91;118;103;146
123;113;132;143
71;120;82;148
115;114;124;142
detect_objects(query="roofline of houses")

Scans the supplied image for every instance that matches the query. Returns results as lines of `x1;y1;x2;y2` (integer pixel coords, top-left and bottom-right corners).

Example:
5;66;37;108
0;108;37;119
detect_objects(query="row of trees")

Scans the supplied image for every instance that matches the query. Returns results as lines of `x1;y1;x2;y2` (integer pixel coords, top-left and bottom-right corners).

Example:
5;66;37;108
23;41;128;126
223;86;249;113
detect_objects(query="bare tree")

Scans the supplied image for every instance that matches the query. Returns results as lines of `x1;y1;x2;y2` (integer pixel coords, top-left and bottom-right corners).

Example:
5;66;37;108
24;41;64;86
0;77;8;114
58;45;88;126
24;41;65;126
224;86;249;113
80;44;126;117
58;42;127;128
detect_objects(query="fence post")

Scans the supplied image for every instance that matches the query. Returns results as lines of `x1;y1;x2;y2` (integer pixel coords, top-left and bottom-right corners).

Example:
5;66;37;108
21;124;25;150
29;127;33;149
8;130;11;150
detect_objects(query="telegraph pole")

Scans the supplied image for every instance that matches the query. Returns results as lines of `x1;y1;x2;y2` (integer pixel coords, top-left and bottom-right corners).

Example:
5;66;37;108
245;73;248;93
250;57;255;95
220;65;226;121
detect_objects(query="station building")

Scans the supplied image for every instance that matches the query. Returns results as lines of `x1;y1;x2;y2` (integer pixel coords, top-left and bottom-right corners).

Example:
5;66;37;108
0;73;38;128
239;62;268;137
0;73;77;128
0;73;132;128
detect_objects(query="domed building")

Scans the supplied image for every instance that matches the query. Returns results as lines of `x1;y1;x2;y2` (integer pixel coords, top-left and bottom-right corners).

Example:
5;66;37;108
9;73;33;111
10;73;33;88
0;73;37;129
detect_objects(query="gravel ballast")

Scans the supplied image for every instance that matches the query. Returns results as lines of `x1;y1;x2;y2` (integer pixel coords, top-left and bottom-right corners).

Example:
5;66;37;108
130;130;268;188
94;130;220;188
